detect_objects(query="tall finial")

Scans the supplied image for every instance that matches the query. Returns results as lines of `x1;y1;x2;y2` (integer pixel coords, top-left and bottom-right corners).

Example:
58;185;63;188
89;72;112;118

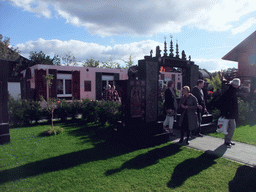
164;36;167;56
169;35;174;57
176;39;179;58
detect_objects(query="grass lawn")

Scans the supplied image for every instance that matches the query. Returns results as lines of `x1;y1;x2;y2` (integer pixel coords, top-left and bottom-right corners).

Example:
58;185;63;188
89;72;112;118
208;124;256;145
0;120;255;191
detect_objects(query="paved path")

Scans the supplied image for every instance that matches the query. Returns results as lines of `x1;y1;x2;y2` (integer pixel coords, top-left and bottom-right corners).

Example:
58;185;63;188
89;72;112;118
169;130;256;167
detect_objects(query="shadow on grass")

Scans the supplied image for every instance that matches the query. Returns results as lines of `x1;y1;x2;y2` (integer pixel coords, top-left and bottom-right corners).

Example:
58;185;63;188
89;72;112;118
105;144;182;176
0;119;171;184
229;165;256;192
167;144;227;188
0;139;130;184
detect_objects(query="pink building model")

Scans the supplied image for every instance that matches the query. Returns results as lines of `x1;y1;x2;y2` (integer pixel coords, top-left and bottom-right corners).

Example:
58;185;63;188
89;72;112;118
21;64;182;101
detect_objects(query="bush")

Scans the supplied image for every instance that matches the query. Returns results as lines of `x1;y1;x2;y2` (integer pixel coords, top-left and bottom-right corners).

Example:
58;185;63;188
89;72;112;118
81;99;99;123
55;99;70;122
98;101;121;126
9;96;42;126
237;98;256;126
9;97;122;128
69;98;81;120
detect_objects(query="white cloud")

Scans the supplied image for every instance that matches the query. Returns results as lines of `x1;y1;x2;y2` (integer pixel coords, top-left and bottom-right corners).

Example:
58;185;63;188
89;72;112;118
194;58;238;72
6;0;256;36
16;38;238;72
231;17;256;35
16;38;162;66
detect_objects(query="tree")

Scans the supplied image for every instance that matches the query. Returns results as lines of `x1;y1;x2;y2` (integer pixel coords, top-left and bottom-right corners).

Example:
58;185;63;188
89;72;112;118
206;73;222;92
43;74;54;100
101;58;121;69
62;51;77;66
123;55;134;69
0;34;20;60
83;58;100;67
29;51;60;65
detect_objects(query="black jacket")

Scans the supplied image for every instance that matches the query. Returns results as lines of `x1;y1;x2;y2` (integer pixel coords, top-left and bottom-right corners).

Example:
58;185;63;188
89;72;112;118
219;85;238;120
191;86;205;113
164;88;176;110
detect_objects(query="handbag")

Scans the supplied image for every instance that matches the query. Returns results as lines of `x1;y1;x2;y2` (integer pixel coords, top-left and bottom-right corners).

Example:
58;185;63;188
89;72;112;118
166;109;175;116
217;117;229;134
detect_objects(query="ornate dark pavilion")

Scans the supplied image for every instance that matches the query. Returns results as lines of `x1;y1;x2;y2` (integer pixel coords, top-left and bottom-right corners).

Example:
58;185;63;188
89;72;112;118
115;37;212;145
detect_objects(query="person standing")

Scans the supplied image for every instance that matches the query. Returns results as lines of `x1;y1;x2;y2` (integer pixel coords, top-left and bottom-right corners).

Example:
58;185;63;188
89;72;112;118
163;80;178;136
111;85;120;102
102;84;112;101
191;79;207;137
178;86;200;145
218;78;240;148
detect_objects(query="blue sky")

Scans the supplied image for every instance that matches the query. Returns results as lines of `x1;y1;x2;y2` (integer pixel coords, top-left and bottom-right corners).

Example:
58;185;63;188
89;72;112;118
1;0;256;72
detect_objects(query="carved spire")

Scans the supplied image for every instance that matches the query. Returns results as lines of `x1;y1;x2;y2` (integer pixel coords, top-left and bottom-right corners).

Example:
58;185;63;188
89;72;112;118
164;36;167;56
182;50;186;60
176;40;179;58
169;35;174;57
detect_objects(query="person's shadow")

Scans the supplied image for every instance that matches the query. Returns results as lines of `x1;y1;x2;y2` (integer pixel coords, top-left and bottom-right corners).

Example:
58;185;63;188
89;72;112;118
105;143;182;176
229;165;256;192
167;144;227;188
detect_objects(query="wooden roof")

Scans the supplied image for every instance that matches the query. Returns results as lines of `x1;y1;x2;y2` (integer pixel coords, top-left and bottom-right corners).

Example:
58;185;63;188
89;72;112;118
222;31;256;62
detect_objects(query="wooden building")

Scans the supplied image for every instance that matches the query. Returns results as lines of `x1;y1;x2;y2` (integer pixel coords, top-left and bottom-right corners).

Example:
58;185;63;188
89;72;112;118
222;31;256;96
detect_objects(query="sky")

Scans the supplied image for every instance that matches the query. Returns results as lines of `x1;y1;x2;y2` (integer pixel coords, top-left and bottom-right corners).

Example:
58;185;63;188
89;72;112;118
1;0;256;72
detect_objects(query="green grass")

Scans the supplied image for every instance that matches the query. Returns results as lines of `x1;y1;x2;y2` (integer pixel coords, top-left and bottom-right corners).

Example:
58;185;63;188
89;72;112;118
1;120;255;191
208;124;256;145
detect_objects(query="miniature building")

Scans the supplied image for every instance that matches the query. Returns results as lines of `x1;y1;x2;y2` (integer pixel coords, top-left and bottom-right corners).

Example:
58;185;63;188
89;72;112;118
222;31;256;97
21;64;182;101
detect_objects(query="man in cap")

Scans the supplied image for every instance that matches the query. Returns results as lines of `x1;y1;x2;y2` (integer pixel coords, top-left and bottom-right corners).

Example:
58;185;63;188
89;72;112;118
218;78;240;148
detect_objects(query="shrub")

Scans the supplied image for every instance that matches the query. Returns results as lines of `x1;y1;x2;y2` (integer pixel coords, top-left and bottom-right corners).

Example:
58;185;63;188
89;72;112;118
69;98;81;120
9;96;42;126
81;99;99;123
237;97;252;125
9;96;24;126
98;101;121;126
27;100;42;124
55;99;70;122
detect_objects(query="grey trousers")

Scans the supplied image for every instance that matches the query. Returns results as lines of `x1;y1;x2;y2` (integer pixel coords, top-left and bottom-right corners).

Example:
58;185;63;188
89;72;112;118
225;119;236;143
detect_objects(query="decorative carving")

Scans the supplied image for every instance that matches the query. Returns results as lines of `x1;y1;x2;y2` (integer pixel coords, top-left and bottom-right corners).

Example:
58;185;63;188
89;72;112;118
128;65;139;80
169;35;174;57
156;46;161;58
182;50;186;60
176;40;179;58
164;37;167;56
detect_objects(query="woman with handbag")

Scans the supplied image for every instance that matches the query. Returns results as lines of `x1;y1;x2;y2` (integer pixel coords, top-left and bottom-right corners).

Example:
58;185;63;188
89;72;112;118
178;86;200;145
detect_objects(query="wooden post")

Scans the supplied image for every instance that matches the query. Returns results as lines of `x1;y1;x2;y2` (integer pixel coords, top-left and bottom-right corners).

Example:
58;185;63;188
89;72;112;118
0;60;16;144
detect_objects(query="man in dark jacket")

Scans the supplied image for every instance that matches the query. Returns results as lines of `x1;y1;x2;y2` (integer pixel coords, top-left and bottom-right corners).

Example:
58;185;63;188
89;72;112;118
191;79;207;137
219;78;240;148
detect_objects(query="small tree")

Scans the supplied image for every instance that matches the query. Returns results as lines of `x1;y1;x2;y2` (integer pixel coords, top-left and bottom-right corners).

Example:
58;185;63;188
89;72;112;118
0;34;20;60
62;51;77;66
83;58;100;67
206;73;222;92
40;97;63;135
101;58;120;69
123;55;134;69
43;74;54;100
29;51;60;65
